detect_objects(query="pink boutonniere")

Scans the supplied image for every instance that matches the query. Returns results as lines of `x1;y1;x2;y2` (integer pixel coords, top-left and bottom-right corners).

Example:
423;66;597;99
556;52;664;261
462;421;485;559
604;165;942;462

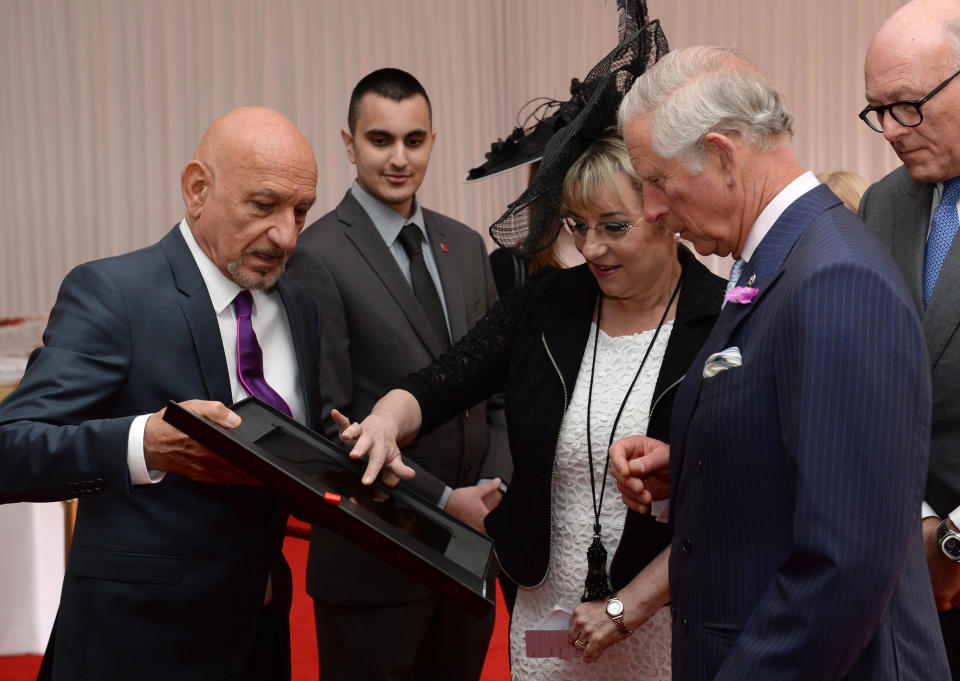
725;286;759;304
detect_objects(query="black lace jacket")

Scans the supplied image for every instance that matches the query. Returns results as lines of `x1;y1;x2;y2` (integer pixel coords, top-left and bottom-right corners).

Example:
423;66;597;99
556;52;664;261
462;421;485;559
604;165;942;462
400;246;724;588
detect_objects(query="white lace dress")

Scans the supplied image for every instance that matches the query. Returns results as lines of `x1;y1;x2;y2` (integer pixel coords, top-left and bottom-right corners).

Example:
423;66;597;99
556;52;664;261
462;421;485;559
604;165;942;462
509;321;674;681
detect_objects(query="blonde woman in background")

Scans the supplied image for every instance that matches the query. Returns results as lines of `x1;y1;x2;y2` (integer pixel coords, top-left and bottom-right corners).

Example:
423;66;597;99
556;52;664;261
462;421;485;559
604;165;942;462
817;170;868;212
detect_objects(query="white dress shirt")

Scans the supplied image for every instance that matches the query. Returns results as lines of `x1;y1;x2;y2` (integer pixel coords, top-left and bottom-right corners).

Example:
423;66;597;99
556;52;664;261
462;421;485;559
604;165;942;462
125;219;305;484
350;180;451;335
739;171;821;263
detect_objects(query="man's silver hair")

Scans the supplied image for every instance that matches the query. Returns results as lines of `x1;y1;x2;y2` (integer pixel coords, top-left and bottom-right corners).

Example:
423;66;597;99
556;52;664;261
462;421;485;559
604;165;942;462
618;46;794;172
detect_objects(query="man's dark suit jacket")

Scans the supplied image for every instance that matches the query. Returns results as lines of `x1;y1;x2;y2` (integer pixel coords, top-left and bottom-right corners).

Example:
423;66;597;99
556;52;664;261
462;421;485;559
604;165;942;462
860;166;960;520
0;226;322;681
860;165;960;674
286;190;511;606
667;185;950;680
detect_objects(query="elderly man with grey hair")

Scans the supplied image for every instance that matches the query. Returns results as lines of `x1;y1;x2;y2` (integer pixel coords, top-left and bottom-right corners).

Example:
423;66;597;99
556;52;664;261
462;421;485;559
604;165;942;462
609;46;950;680
860;2;960;676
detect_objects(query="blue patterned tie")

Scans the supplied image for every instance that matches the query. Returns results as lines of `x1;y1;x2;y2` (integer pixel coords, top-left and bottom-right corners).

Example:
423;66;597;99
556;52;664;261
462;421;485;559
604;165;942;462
721;258;746;309
923;178;960;306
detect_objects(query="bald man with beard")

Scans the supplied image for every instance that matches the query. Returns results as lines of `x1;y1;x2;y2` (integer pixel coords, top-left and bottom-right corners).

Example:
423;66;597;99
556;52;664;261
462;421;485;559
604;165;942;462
0;107;409;681
860;2;960;675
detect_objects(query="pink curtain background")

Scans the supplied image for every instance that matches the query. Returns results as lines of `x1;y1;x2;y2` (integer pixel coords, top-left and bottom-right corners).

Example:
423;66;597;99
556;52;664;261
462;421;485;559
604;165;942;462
0;0;905;316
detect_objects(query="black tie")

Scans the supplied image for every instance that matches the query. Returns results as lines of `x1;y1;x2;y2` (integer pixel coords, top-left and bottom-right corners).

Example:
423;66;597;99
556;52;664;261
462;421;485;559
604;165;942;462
397;224;450;348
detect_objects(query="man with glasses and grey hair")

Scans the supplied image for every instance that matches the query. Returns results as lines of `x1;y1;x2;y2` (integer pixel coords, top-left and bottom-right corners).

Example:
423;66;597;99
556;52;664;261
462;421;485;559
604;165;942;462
608;45;950;679
860;1;960;675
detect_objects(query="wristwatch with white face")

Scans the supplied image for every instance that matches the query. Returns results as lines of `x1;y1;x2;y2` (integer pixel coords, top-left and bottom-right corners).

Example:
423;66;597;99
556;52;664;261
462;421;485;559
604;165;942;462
605;594;632;636
938;517;960;561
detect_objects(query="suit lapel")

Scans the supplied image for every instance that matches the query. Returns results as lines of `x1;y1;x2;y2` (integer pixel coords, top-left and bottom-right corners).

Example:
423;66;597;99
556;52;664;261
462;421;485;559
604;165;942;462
336;193;446;357
276;278;318;427
159;227;232;404
888;178;930;311
904;181;960;366
669;185;837;498
924;242;960;366
426;215;466;340
669;285;765;493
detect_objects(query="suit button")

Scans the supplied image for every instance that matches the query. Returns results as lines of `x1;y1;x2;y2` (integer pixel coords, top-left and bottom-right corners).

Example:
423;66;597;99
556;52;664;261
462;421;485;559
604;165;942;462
464;465;472;473
680;538;692;553
464;409;471;420
681;616;689;632
696;459;703;473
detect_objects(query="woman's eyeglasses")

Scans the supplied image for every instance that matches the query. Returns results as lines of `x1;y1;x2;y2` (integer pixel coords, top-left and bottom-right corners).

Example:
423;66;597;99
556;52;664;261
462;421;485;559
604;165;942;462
561;215;648;242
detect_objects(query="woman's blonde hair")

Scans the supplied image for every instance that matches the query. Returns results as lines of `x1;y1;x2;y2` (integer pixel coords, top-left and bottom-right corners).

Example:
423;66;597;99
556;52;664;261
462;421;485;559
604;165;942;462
816;170;868;213
561;129;643;216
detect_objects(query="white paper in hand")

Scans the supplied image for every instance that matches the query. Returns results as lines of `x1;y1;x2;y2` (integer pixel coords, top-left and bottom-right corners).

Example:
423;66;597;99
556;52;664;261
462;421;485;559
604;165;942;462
524;604;583;658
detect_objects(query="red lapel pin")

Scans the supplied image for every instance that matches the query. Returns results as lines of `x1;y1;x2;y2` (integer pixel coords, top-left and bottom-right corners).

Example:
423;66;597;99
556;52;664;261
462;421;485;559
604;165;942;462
441;243;449;252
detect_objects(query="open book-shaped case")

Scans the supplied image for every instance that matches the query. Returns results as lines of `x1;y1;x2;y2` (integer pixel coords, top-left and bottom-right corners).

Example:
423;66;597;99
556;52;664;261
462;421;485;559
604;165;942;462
163;397;496;617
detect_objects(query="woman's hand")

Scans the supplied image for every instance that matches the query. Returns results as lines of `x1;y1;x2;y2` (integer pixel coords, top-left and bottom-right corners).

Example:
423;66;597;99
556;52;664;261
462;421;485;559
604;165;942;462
568;546;671;662
335;390;423;485
568;598;627;662
331;408;360;446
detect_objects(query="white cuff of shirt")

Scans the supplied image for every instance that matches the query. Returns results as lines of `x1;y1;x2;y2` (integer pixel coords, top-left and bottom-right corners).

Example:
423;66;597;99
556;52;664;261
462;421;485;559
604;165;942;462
127;414;166;485
921;500;960;529
438;485;453;510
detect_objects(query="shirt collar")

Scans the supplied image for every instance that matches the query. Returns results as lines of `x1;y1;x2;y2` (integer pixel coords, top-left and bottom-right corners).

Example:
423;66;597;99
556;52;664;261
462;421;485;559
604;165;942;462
178;219;244;315
350;179;427;247
740;170;820;262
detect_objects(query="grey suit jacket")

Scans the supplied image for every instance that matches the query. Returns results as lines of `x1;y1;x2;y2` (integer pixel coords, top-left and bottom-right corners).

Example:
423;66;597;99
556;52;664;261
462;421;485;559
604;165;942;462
286;190;511;605
860;166;960;518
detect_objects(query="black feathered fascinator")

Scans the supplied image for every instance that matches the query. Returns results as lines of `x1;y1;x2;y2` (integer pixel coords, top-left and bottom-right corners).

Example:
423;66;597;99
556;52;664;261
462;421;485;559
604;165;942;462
483;0;668;257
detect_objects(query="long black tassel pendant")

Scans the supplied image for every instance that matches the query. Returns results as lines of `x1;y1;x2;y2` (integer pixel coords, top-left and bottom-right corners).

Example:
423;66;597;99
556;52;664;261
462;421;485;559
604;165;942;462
581;524;611;602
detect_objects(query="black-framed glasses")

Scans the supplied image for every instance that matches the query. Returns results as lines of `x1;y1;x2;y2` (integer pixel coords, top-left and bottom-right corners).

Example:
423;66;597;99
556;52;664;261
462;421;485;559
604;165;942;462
561;215;648;242
859;67;960;132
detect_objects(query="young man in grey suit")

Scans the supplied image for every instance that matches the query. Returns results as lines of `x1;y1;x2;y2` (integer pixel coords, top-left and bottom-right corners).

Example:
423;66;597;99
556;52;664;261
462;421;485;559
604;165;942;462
286;69;510;681
860;1;960;675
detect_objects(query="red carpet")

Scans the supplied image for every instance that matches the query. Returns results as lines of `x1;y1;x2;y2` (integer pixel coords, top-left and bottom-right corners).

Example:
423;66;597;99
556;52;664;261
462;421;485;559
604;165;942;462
0;655;41;681
0;535;511;681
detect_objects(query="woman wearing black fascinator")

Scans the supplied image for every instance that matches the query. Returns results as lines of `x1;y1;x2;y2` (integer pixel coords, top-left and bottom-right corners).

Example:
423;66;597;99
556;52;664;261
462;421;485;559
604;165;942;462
341;3;724;678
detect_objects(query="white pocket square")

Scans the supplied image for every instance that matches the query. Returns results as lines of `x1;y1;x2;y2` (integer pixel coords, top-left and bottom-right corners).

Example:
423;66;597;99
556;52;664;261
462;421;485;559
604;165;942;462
703;346;742;378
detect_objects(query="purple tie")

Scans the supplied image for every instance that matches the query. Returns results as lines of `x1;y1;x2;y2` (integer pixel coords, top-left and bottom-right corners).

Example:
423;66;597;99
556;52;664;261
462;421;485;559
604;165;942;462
233;290;293;417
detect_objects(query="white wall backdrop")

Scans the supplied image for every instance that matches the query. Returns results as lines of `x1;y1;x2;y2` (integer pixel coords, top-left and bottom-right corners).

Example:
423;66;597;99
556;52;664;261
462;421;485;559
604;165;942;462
0;0;904;317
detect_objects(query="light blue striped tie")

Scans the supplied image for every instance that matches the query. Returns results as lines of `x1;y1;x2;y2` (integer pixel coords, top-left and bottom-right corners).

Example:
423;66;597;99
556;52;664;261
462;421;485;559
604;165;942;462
721;258;745;309
923;178;960;306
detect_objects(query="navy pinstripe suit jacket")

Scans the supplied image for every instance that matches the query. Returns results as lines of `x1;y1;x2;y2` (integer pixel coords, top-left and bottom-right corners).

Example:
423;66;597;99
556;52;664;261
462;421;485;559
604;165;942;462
667;184;950;680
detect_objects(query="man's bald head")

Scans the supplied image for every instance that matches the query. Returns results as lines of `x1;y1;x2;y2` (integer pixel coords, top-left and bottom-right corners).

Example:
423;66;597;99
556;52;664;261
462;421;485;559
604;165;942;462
877;0;960;39
181;107;317;289
865;1;960;183
193;106;317;179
